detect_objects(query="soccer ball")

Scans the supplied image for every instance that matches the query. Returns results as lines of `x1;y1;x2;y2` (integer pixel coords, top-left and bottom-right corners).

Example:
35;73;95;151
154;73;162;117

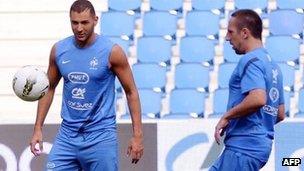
12;65;49;101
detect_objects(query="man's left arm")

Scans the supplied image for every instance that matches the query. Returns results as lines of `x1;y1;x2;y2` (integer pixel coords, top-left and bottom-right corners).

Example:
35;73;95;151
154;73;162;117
109;45;143;164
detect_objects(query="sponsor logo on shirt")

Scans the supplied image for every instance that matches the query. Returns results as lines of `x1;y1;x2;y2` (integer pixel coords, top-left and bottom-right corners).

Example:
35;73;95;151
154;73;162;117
262;105;278;116
71;88;86;99
68;72;89;84
67;100;93;110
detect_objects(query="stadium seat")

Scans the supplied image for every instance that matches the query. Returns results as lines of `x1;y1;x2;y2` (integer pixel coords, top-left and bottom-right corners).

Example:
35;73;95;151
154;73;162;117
150;0;183;11
174;63;209;91
295;88;304;117
185;11;220;36
269;10;304;36
143;11;177;37
138;89;162;118
132;63;166;89
180;36;215;64
234;0;268;10
115;78;123;94
100;12;135;37
108;0;141;11
166;89;205;118
265;36;300;63
212;88;229;116
137;37;171;64
276;0;304;9
191;0;225;11
218;63;237;89
223;42;243;63
278;63;295;91
109;37;130;55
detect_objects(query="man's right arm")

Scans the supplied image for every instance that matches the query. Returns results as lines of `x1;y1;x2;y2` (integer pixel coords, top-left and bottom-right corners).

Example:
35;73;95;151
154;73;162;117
30;44;61;156
276;104;285;123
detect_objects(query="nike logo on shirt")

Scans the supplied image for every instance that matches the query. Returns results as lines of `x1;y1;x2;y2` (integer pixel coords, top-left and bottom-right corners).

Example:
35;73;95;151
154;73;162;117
62;60;71;64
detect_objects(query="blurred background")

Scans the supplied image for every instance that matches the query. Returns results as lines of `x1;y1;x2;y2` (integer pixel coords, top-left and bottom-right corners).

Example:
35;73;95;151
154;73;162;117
0;0;304;171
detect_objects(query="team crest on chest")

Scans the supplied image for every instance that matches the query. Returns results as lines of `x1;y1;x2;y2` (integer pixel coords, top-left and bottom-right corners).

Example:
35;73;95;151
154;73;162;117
269;87;279;103
90;57;98;70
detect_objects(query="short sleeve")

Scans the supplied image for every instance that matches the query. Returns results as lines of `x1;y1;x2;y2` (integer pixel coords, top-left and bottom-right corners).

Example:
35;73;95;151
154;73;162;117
241;61;266;94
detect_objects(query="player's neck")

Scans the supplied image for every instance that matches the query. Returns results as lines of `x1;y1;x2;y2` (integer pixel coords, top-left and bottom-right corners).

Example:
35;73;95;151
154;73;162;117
76;33;97;48
245;39;263;53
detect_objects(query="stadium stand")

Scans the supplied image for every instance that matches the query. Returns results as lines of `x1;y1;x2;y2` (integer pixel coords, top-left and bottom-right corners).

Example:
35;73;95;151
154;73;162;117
143;11;177;37
268;10;304;36
132;63;167;90
166;89;205;118
150;0;183;11
179;36;215;64
218;63;237;89
100;12;135;37
191;0;225;11
174;63;209;91
0;0;303;121
265;36;300;63
276;0;304;9
108;0;141;11
137;37;172;64
234;0;268;11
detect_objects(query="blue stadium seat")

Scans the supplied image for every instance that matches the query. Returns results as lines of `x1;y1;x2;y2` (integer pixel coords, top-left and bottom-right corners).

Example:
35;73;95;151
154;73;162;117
138;89;162;118
101;12;135;37
174;64;209;90
212;88;229;115
180;36;215;64
218;63;237;89
108;0;141;11
277;0;304;9
278;63;295;91
295;88;304;117
266;36;300;63
143;11;177;37
192;0;225;11
174;63;209;90
269;10;304;36
223;42;243;63
137;37;171;64
234;0;268;10
185;11;220;36
167;89;205;118
150;0;183;11
132;63;166;89
109;37;130;55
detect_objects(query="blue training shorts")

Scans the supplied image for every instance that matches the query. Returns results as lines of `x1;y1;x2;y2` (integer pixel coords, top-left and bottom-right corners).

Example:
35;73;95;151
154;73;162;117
46;127;118;171
209;149;266;171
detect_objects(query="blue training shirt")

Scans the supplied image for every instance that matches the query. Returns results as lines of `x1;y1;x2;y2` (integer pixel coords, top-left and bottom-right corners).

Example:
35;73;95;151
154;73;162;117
224;47;284;162
55;35;116;133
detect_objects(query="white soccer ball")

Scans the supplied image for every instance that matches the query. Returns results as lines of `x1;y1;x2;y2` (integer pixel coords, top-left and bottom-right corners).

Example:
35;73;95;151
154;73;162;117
12;65;49;101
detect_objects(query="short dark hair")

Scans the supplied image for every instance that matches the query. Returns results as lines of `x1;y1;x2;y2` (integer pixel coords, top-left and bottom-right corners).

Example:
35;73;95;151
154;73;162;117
70;0;96;16
231;9;262;40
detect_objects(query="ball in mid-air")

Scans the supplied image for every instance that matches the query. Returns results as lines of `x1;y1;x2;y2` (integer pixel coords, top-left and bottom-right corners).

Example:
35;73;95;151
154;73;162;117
12;65;49;101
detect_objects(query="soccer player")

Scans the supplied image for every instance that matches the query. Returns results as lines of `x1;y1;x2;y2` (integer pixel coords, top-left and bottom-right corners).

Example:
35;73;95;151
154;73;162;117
29;0;143;170
210;9;285;171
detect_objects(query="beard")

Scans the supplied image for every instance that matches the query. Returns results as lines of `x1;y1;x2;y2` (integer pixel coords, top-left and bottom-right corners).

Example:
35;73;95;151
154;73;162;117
232;44;245;55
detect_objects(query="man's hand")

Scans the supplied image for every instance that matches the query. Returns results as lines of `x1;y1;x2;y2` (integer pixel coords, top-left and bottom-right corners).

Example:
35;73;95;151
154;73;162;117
127;135;144;164
30;128;43;156
214;116;229;145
